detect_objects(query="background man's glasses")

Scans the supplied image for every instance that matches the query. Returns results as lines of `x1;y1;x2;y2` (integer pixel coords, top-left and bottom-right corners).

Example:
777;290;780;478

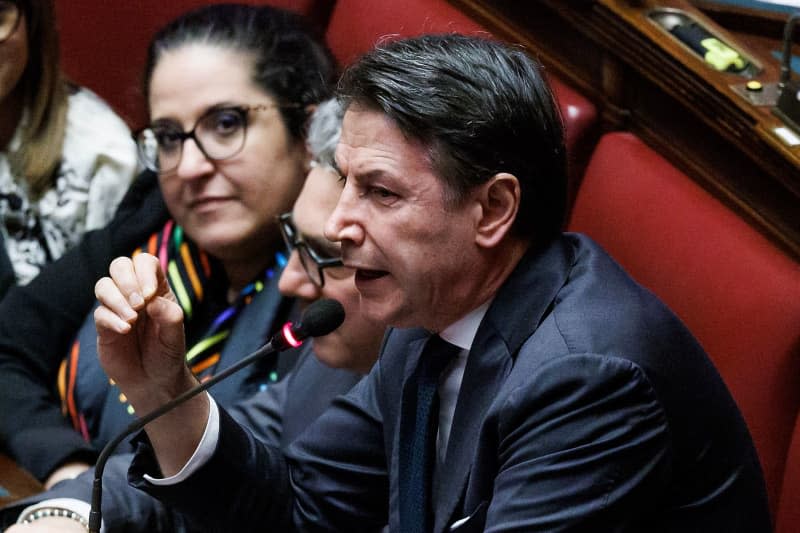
0;1;21;43
133;103;296;174
278;213;344;288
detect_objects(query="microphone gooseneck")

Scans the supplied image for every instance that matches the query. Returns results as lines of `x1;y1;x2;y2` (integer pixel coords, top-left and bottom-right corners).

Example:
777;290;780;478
780;13;800;88
87;298;345;533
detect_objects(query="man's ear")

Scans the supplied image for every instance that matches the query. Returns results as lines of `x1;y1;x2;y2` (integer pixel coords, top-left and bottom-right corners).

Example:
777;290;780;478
473;172;520;248
302;104;319;172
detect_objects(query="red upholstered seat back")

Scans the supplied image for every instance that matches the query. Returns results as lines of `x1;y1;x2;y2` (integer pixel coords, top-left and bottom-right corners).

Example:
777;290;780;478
55;0;597;185
568;132;800;520
325;0;485;66
54;0;334;127
324;0;597;159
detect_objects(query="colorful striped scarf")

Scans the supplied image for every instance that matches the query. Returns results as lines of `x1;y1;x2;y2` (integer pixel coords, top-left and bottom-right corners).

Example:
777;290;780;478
59;219;280;430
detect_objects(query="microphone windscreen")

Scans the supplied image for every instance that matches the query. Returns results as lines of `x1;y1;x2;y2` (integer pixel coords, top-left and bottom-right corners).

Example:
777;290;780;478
295;299;345;339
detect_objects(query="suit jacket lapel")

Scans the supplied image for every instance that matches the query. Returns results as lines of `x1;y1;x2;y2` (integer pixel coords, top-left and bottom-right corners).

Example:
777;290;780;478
433;238;574;531
434;327;511;532
403;334;430;383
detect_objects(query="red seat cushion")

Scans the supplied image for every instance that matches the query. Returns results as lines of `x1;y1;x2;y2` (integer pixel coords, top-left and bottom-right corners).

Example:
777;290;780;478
55;0;334;126
568;132;800;517
324;0;596;157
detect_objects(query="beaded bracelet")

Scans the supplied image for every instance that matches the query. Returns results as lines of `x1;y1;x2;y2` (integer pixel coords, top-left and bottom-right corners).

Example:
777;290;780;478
19;506;89;530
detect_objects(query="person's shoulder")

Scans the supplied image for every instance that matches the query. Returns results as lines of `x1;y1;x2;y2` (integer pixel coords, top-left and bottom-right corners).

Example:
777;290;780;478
500;233;703;379
66;86;132;135
552;233;691;345
61;86;137;184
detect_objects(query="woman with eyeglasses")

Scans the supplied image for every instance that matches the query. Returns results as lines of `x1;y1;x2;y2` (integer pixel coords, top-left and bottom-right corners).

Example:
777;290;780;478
0;0;137;300
0;2;335;498
1;99;388;533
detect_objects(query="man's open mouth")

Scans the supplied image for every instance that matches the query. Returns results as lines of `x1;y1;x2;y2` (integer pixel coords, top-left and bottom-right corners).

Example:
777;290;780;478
355;269;388;282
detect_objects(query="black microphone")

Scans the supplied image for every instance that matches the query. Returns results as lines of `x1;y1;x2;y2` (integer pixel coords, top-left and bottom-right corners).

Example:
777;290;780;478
87;298;345;533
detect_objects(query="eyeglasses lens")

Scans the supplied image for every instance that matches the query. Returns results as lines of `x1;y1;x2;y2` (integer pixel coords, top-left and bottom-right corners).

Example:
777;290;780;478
279;215;324;287
135;108;247;173
297;248;323;287
279;217;295;253
196;108;247;159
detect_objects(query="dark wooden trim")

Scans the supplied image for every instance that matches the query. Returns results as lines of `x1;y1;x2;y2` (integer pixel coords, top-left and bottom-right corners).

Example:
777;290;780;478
449;0;800;259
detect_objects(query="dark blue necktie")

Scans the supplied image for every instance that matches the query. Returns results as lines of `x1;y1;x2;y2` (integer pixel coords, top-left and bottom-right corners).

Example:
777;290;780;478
399;334;461;533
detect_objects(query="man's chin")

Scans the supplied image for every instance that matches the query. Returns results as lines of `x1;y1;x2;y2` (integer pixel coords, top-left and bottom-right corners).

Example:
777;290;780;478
312;337;339;367
359;298;416;330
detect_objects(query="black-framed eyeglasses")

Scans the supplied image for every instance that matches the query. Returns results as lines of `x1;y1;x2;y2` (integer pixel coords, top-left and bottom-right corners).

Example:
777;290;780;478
133;103;297;174
278;212;344;288
0;1;21;43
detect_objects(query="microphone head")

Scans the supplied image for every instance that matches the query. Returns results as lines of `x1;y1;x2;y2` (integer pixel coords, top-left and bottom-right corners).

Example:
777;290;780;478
294;298;345;340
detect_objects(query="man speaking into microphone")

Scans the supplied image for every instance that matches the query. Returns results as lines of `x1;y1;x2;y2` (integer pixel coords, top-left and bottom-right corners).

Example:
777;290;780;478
95;34;770;532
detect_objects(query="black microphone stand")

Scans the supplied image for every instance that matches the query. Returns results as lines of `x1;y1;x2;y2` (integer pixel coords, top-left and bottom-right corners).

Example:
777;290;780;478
773;12;800;132
86;297;344;532
87;339;286;532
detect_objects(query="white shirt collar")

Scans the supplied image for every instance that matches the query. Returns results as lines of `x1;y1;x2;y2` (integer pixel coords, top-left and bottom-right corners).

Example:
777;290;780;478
437;299;493;351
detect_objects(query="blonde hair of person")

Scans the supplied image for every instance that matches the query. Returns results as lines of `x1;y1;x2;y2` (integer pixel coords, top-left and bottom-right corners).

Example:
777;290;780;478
9;0;68;199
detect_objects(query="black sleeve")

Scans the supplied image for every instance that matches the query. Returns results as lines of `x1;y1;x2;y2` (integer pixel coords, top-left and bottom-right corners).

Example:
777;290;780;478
0;171;168;481
128;370;388;532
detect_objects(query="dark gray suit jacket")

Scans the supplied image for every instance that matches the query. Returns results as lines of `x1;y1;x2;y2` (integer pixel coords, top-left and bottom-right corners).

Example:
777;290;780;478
130;233;771;532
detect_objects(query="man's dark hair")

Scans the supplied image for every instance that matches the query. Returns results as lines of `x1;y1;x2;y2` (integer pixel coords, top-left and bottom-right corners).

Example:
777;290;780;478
337;34;567;247
143;3;336;140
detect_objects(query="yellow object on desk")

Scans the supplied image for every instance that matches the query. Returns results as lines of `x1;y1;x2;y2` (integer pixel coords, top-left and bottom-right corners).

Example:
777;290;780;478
701;37;746;71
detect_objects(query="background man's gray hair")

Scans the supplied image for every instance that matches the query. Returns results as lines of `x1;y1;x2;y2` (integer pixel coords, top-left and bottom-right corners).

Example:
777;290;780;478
307;98;344;169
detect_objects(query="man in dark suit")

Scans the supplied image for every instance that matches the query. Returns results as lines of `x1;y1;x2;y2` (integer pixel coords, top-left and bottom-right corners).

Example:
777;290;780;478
93;35;771;532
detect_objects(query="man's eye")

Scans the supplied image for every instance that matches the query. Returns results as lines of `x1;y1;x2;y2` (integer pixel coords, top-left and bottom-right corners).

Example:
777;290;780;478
372;187;397;199
359;186;399;204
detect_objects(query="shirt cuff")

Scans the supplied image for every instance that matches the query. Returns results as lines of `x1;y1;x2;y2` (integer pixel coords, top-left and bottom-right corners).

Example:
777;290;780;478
17;497;100;531
144;393;220;486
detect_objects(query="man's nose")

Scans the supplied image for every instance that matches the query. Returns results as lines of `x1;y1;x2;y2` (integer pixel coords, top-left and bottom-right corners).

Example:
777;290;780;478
324;182;364;246
278;250;322;301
